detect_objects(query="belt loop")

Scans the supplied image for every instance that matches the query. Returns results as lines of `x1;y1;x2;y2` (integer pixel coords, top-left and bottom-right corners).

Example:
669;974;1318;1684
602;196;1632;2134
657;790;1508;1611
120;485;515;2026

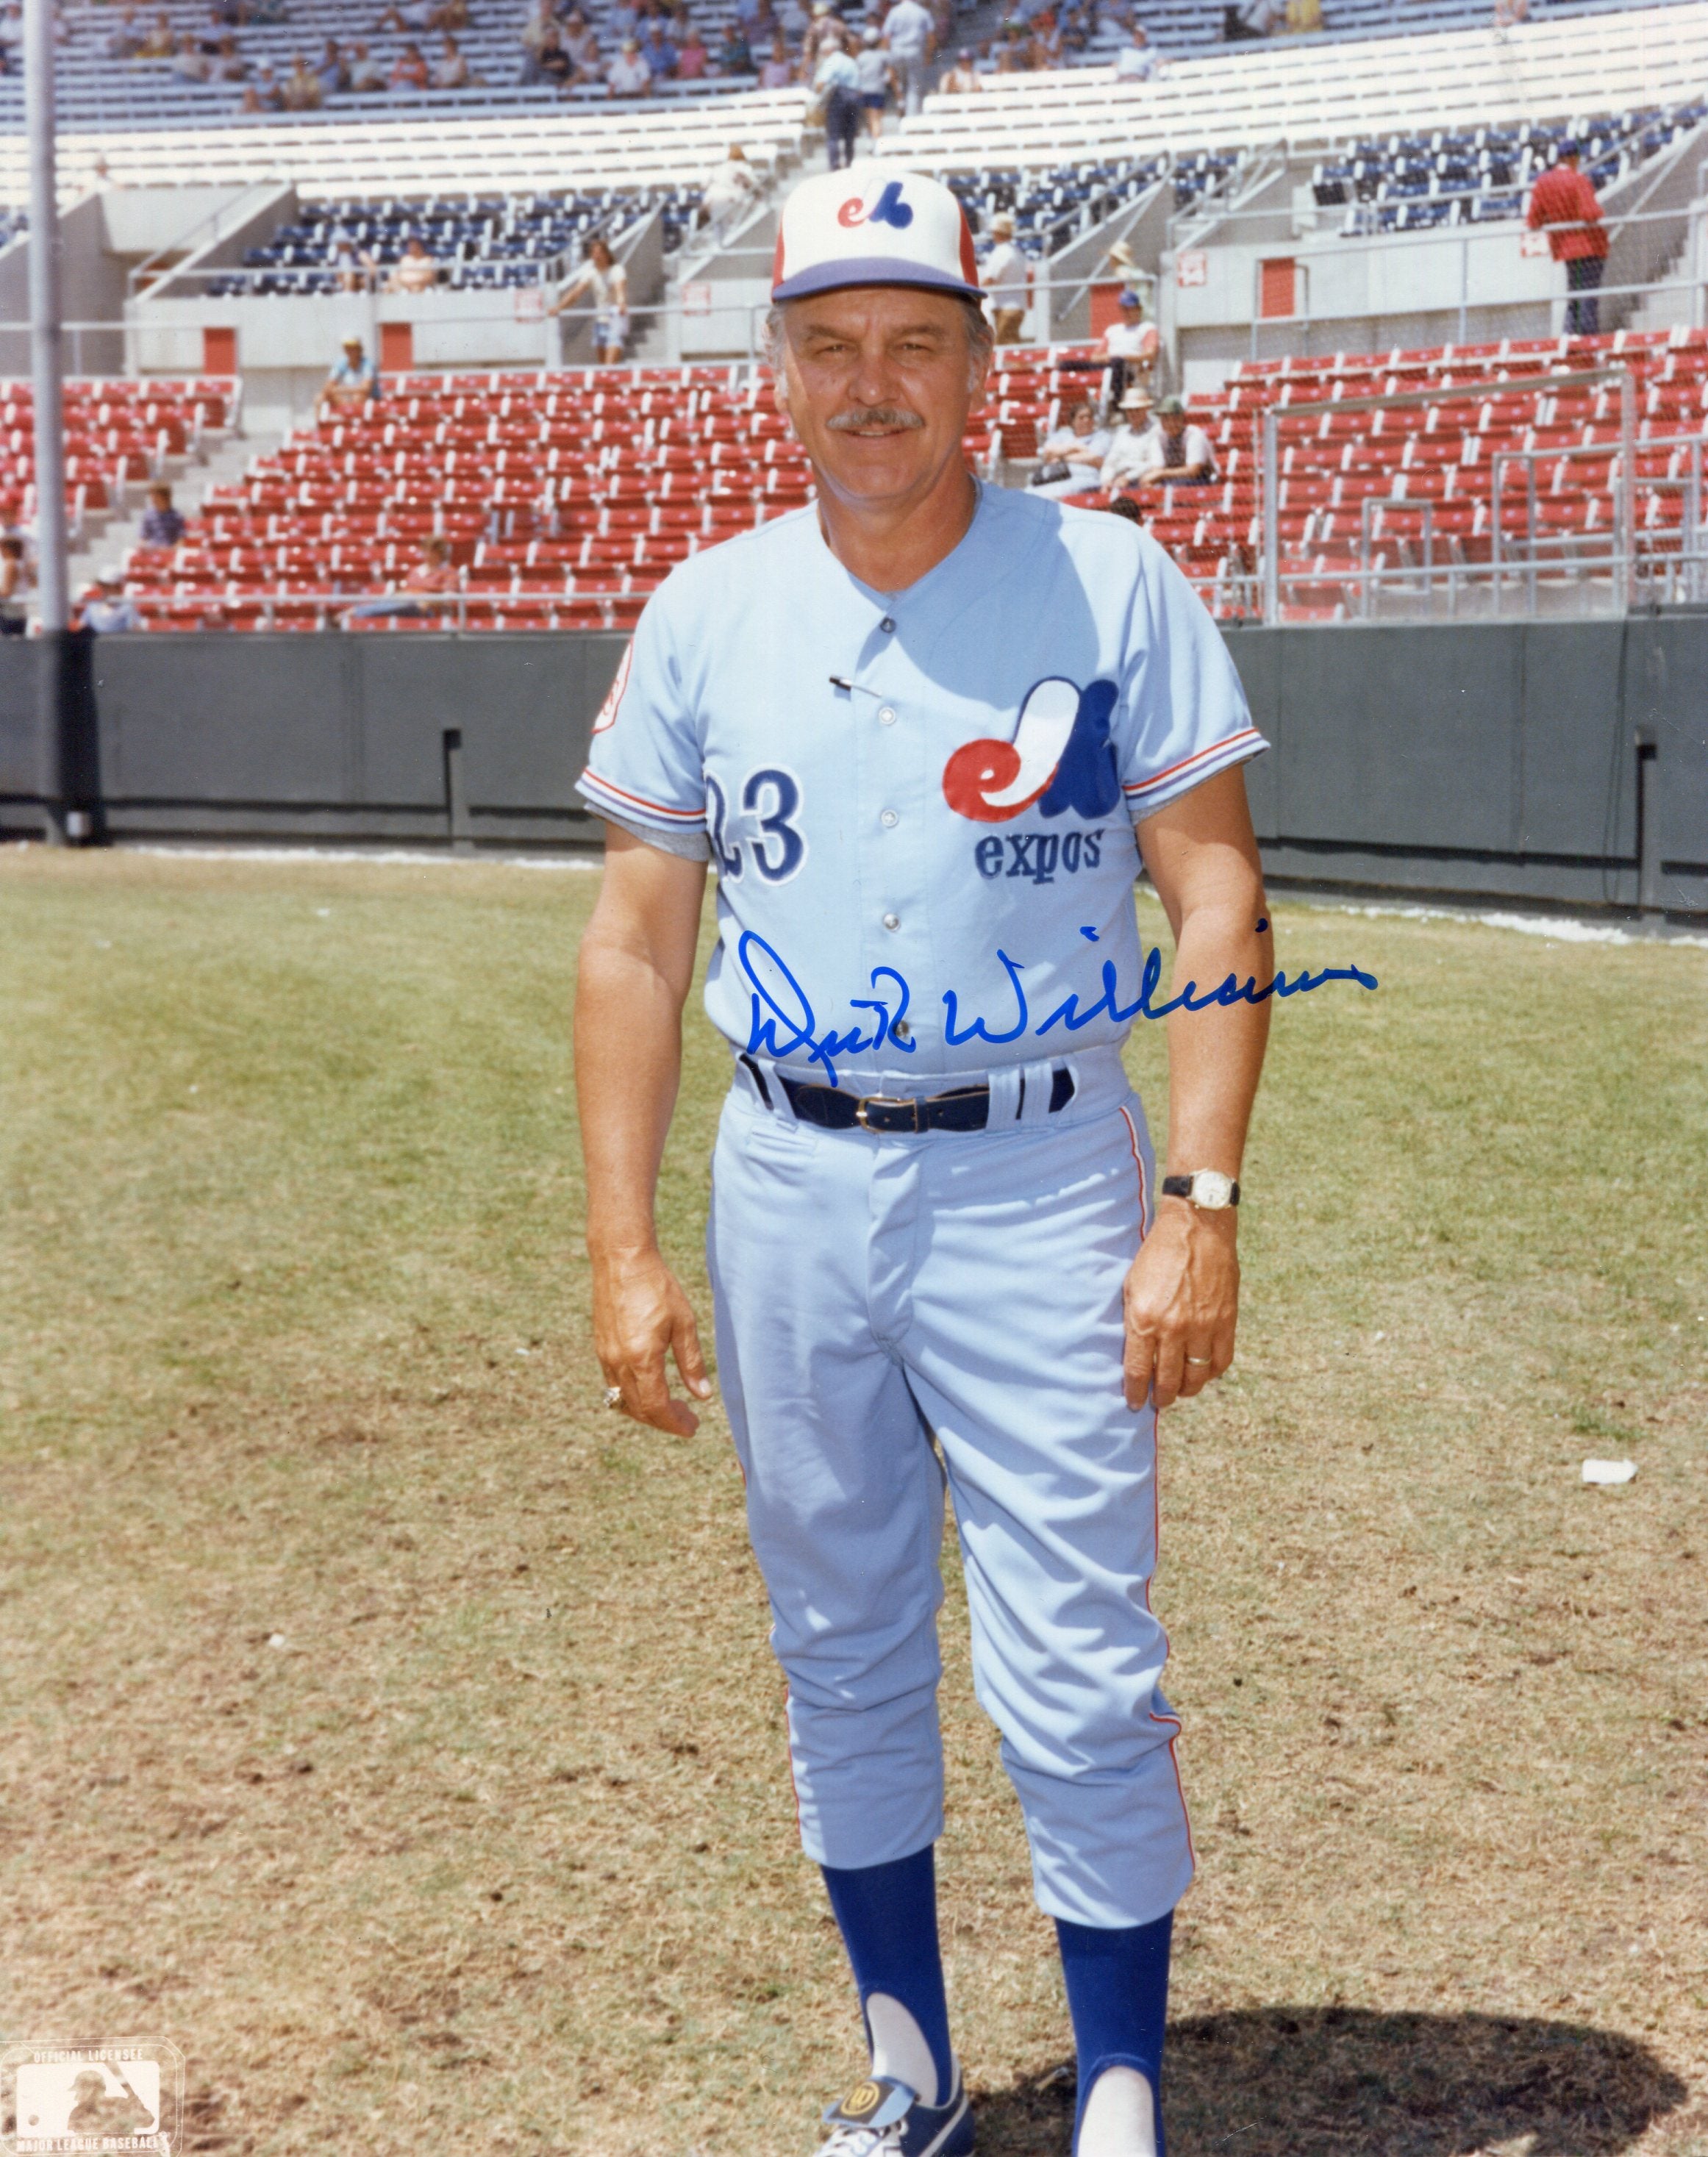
986;1067;1023;1124
736;1051;773;1109
1015;1055;1056;1126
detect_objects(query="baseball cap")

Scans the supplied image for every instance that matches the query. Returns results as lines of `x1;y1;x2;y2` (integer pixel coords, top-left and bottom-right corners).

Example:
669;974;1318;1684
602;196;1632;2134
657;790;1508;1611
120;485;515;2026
1157;395;1186;416
771;164;982;304
1118;288;1141;308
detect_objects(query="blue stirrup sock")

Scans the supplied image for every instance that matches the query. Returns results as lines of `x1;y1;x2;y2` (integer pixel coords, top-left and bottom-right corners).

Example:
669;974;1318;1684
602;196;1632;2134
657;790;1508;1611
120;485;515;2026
821;1846;956;2109
1055;1910;1174;2157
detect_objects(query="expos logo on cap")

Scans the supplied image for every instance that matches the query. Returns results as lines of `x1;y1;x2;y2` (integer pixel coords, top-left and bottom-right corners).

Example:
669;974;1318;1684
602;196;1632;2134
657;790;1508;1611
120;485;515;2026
771;162;983;304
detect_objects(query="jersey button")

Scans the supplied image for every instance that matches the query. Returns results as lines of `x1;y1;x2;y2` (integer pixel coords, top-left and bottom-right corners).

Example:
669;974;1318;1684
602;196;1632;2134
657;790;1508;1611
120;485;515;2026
877;705;897;726
882;912;900;931
879;615;896;633
880;809;898;829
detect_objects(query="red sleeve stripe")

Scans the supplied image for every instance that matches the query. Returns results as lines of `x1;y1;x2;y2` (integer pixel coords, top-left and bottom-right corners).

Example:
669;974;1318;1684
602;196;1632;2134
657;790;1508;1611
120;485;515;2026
578;769;707;826
1123;726;1265;801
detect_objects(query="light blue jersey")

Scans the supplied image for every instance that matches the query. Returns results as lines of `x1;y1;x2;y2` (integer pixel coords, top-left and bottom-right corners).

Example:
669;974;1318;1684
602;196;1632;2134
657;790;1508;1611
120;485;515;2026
580;478;1268;1934
578;482;1265;1087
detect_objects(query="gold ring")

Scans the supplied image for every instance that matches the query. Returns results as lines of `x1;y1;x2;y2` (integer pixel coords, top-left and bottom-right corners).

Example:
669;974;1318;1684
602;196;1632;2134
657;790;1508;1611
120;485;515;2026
1184;1356;1212;1367
603;1385;624;1409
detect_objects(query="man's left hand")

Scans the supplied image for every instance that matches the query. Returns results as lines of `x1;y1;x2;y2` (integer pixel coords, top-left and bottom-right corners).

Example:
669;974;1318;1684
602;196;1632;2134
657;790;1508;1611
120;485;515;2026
1122;1196;1239;1409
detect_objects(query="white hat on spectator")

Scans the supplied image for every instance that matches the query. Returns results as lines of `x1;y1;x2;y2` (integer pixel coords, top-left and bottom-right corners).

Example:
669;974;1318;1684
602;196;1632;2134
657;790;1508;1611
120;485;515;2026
95;565;124;584
772;165;982;303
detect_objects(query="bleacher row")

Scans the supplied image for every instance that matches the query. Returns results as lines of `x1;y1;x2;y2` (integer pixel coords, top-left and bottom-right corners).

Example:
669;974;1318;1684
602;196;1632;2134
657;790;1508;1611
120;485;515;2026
0;326;1696;630
0;378;237;537
205;189;674;297
882;0;1708;165
1310;101;1708;232
1062;327;1708;615
0;0;1700;207
4;0;817;132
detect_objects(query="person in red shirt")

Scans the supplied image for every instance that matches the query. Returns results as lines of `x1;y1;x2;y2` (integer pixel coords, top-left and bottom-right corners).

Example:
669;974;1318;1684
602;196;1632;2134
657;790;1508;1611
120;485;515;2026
1526;140;1609;336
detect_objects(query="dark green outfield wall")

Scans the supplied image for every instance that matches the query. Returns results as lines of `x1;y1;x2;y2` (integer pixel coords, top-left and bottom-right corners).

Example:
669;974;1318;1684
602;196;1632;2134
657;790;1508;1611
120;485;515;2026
1;618;1703;916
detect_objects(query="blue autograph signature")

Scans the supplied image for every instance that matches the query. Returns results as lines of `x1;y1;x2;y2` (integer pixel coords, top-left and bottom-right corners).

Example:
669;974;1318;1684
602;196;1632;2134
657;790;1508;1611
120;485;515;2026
737;930;1377;1088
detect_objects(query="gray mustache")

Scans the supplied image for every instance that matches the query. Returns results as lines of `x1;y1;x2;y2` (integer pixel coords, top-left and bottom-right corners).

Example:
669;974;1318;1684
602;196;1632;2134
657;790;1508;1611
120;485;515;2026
826;406;926;434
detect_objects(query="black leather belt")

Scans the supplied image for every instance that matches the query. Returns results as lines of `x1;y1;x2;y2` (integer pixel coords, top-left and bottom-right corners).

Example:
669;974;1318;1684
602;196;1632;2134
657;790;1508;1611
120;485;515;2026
740;1055;1074;1134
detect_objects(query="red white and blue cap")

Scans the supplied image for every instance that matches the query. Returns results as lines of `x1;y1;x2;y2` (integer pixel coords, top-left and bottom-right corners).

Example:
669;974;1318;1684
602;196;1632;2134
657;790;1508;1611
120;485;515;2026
771;165;982;304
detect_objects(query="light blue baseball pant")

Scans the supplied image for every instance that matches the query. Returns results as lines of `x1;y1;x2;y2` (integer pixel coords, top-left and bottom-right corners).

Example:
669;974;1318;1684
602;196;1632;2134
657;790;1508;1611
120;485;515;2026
705;1044;1196;1930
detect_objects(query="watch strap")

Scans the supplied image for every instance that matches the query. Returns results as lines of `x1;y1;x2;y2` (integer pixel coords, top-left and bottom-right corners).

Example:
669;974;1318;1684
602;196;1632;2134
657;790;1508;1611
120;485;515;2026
1162;1173;1240;1206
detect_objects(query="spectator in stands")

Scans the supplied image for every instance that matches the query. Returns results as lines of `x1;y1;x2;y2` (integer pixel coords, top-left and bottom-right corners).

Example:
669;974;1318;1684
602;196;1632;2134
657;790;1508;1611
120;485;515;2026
390;234;440;290
606;33;651;90
172;32;211;80
701;143;762;232
349;40;387;88
105;7;146;59
324;334;382;415
139;483;185;548
528;22;574;82
757;28;793;85
1494;0;1529;24
814;32;861;171
80;570;143;635
852;26;891;136
390;39;432;87
518;0;553;57
1098;387;1159;490
562;9;602;74
0;535;29;635
1112;24;1159;77
550;234;629;362
881;0;933;115
346;536;462;626
1225;0;1280;33
1125;393;1215;489
240;61;283;108
638;15;678;74
938;44;978;90
718;19;753;71
212;33;248;78
1030;401;1112;494
1101;286;1157;408
434;31;474;83
282;50;324;107
676;21;710;75
801;0;841;68
315;37;350;92
981;212;1032;344
332;237;379;287
138;11;175;57
1527;140;1608;335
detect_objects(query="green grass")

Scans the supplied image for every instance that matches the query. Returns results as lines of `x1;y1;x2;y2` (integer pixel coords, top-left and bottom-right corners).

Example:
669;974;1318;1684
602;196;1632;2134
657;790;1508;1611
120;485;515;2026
1;847;1705;2157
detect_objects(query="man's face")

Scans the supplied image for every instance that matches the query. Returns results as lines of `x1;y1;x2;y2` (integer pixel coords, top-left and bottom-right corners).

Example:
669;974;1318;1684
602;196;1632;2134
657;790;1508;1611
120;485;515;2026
774;286;986;515
1162;410;1186;438
1071;406;1094;435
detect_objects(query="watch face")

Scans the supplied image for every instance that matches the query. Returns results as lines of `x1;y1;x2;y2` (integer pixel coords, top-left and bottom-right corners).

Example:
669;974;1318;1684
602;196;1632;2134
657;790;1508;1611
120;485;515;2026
1193;1170;1234;1210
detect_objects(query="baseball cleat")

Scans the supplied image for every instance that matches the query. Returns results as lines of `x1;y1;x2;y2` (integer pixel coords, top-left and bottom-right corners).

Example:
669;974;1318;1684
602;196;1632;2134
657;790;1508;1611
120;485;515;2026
812;2069;975;2157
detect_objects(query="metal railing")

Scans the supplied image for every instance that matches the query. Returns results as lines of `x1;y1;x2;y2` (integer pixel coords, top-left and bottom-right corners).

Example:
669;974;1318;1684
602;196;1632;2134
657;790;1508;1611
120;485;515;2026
1257;365;1708;622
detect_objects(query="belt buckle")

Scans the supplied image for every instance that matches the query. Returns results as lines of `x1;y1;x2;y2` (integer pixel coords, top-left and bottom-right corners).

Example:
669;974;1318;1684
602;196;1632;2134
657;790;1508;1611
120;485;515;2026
854;1092;921;1133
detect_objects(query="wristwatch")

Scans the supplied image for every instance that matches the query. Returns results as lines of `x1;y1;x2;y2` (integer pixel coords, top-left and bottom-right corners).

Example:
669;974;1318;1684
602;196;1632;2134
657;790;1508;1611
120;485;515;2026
1162;1170;1240;1210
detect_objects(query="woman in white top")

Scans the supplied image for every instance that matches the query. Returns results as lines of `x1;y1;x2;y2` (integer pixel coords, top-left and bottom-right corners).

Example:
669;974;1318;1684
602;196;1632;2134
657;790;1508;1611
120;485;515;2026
550;235;630;365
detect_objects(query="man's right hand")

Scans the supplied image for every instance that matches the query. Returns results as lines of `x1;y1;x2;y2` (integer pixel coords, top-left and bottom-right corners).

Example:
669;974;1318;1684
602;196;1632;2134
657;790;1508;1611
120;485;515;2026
591;1245;712;1436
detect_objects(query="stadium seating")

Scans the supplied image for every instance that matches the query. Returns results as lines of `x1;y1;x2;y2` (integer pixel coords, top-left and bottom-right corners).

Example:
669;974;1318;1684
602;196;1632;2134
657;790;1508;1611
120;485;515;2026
0;91;812;202
0;376;237;539
12;326;1679;629
1;0;780;133
883;1;1708;164
951;157;1169;259
1072;326;1708;617
204;186;704;296
1309;100;1708;232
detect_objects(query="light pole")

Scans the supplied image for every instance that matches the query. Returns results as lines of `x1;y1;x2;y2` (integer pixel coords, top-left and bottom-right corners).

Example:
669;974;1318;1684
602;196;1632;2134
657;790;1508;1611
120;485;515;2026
26;0;82;843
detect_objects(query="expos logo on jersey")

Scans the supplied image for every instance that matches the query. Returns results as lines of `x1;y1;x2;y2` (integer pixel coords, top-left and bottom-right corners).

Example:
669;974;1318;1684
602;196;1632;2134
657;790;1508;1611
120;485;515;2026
943;676;1122;824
